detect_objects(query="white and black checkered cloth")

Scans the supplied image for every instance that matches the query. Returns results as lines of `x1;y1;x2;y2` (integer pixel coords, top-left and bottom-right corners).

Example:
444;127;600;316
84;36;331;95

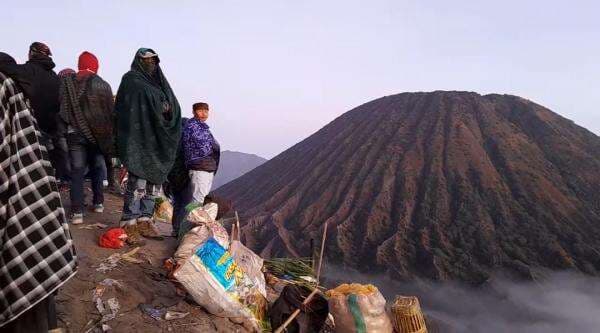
0;71;77;327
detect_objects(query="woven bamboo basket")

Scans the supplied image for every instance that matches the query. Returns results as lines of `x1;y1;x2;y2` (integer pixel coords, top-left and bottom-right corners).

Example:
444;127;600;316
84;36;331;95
391;295;428;333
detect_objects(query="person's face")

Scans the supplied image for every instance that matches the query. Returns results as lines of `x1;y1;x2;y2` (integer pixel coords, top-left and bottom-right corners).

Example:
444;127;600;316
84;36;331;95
141;57;158;74
142;57;156;65
194;108;209;122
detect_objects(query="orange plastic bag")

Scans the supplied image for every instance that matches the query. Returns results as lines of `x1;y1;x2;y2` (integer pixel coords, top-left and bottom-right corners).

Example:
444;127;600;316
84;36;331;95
99;228;128;249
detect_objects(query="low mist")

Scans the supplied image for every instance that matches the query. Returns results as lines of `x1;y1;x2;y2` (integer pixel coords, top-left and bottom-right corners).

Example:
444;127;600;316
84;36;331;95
322;265;600;332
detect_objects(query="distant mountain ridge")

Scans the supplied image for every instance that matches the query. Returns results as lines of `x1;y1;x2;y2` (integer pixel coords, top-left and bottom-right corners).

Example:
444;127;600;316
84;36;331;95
216;91;600;283
212;150;267;190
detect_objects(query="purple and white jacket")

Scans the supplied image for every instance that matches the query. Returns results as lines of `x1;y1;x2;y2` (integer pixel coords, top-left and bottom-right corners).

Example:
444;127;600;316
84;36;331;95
182;118;220;172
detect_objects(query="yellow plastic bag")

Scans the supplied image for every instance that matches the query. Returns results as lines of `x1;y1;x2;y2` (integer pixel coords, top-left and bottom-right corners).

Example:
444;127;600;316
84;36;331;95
153;198;173;223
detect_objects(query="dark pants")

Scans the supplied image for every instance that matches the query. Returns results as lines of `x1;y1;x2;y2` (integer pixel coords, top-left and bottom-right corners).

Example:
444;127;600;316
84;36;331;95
121;173;160;222
68;133;104;214
2;294;56;333
51;137;70;182
171;182;193;237
39;132;70;182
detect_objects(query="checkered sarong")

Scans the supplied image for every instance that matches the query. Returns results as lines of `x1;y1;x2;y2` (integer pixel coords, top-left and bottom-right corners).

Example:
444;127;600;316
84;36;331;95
0;71;77;327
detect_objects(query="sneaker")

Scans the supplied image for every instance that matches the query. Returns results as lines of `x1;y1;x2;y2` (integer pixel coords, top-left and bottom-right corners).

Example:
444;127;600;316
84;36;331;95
93;204;104;213
137;218;164;240
71;213;83;225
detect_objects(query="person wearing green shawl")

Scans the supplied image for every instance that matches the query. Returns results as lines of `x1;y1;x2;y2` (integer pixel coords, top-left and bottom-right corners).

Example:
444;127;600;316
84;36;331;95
115;48;181;243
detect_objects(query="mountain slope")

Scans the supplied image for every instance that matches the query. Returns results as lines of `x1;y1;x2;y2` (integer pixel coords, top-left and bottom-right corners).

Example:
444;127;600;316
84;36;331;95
212;151;267;190
216;91;600;282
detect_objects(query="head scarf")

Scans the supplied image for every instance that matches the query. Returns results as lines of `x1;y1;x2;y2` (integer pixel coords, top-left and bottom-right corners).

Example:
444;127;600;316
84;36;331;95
138;48;159;75
78;51;99;74
58;68;76;78
29;42;52;57
0;52;16;66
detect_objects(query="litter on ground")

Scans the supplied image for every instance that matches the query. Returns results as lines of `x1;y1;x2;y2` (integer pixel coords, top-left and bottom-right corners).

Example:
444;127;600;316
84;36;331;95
79;223;109;230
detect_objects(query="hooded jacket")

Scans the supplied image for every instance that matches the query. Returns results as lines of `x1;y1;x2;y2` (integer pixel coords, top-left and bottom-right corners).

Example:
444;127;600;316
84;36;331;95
0;53;60;134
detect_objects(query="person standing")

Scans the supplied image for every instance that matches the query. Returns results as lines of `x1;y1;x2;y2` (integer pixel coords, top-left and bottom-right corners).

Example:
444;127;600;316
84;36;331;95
59;52;115;224
115;48;181;243
0;71;77;332
0;43;63;181
54;68;78;187
105;95;121;194
183;102;220;206
0;43;60;136
166;117;190;238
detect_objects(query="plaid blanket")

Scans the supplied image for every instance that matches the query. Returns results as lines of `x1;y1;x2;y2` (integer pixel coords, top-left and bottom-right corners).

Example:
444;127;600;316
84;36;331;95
0;71;77;327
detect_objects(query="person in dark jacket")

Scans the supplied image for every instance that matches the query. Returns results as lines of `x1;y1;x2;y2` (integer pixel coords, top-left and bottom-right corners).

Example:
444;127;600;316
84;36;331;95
0;43;60;135
182;102;220;206
59;51;114;224
0;43;65;182
166;117;191;238
54;68;77;187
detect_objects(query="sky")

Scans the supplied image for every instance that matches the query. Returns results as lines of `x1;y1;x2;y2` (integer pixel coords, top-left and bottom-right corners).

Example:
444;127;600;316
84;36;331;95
3;0;600;158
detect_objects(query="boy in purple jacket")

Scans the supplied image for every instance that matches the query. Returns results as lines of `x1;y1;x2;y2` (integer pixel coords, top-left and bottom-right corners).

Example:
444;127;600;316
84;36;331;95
182;102;220;206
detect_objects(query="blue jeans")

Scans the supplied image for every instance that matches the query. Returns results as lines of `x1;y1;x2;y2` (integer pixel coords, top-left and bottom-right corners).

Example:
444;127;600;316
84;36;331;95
121;173;160;222
68;133;104;214
171;182;193;237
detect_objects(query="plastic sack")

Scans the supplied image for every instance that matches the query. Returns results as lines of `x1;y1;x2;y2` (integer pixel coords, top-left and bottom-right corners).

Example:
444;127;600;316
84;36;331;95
326;284;393;333
198;238;241;289
174;237;266;332
154;197;173;223
174;210;229;263
186;202;218;224
98;228;127;249
175;225;210;263
179;202;222;239
230;240;266;298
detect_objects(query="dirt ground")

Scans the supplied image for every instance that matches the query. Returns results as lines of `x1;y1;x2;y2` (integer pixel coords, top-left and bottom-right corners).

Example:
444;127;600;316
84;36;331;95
56;189;249;333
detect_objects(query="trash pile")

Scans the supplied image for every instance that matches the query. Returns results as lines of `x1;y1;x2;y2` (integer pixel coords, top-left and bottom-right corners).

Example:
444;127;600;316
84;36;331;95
169;202;267;331
96;247;145;273
161;200;430;333
87;194;429;332
84;278;124;332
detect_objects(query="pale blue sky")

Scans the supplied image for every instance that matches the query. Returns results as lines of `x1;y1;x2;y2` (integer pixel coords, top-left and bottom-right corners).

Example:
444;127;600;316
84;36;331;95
3;1;599;158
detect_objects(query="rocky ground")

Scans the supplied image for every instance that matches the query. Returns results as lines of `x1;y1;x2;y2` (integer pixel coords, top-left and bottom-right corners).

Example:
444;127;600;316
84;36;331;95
55;190;249;333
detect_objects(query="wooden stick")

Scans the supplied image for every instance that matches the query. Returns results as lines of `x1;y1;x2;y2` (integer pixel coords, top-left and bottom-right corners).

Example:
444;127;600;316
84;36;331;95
230;223;237;244
274;289;319;333
310;238;315;270
316;220;328;282
234;211;241;242
274;221;328;333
